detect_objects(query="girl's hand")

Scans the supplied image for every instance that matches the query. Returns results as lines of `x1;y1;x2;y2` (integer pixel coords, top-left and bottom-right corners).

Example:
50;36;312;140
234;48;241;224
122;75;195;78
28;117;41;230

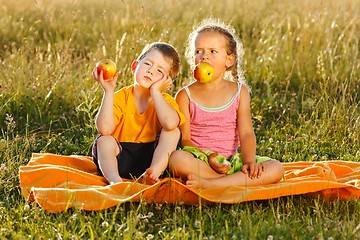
92;67;118;92
150;74;173;93
208;153;231;174
241;162;265;179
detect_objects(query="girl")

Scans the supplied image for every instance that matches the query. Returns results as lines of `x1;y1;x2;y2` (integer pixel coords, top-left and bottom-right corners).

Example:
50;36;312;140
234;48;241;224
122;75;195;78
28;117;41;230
169;18;284;188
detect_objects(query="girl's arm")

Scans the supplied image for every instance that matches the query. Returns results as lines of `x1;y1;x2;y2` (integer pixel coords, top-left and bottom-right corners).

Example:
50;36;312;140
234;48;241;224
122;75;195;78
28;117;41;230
175;89;194;147
237;86;260;178
237;86;256;162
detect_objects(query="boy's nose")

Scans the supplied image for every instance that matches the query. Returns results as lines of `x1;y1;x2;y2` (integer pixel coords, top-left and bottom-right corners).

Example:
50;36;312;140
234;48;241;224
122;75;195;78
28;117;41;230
146;68;153;75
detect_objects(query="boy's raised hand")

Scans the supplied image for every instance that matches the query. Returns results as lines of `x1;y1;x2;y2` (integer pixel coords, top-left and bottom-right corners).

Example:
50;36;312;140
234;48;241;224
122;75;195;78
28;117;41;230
150;74;173;93
92;67;118;92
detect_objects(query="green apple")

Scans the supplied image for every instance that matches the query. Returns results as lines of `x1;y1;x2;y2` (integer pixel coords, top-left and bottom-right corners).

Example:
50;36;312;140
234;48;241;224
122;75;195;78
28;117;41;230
193;62;214;83
96;59;117;81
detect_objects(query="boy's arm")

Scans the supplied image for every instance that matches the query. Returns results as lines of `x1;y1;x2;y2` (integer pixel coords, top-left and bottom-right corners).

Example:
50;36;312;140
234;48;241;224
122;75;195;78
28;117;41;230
93;69;118;135
150;76;180;130
95;91;115;135
151;89;180;131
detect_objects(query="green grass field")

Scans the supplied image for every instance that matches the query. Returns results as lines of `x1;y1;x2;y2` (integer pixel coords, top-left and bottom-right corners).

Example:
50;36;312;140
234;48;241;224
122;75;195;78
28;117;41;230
0;0;359;239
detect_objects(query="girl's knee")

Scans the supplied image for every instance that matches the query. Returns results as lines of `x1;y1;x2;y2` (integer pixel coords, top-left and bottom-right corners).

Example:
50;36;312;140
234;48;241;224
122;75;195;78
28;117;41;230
267;159;285;180
169;150;184;167
169;150;180;161
273;159;284;172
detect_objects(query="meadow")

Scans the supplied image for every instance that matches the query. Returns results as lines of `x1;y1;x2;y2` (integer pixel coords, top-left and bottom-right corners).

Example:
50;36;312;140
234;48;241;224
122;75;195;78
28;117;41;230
0;0;359;239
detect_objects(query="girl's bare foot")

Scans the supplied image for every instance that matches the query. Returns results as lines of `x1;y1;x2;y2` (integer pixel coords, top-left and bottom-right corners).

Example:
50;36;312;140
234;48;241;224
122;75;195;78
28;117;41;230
186;174;210;189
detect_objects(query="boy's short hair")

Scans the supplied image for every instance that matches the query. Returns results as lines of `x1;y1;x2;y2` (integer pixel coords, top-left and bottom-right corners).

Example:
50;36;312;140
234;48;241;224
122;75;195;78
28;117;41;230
137;42;180;79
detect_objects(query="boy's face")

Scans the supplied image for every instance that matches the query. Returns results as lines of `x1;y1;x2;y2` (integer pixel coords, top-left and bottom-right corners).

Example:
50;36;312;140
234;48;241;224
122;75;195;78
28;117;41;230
132;49;171;89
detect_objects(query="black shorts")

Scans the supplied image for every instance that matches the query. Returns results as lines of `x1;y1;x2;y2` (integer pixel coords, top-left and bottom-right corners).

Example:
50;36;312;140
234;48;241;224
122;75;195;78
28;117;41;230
92;136;157;179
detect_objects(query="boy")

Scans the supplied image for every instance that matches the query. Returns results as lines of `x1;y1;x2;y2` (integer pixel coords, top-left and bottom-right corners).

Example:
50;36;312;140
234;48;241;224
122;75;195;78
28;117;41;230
92;42;185;185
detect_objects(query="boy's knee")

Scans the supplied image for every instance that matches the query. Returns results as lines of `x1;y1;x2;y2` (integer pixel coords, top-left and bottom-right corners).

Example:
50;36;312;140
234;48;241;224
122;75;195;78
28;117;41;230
96;135;118;148
159;128;181;145
161;127;180;137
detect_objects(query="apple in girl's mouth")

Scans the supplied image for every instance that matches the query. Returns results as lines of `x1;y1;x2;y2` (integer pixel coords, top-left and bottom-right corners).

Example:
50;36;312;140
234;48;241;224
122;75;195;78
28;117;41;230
193;62;214;83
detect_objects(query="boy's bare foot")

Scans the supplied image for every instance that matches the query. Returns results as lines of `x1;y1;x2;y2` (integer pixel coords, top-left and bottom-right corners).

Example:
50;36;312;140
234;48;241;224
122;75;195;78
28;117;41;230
208;153;231;174
108;176;122;185
186;174;210;189
143;168;160;185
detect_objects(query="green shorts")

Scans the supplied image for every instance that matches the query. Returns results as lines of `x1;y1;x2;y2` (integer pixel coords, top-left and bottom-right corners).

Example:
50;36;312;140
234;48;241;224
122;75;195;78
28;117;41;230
181;146;271;175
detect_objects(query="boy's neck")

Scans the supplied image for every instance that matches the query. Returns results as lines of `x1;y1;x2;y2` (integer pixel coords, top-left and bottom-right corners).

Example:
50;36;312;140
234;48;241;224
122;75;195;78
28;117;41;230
133;84;152;114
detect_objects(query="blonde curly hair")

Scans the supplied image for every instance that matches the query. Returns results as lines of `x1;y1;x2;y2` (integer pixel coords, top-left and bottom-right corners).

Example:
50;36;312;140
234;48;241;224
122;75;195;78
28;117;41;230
185;18;246;85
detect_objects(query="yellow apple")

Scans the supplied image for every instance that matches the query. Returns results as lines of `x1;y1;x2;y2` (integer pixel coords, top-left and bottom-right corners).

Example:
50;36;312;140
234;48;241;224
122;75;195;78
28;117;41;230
96;59;117;81
193;62;214;83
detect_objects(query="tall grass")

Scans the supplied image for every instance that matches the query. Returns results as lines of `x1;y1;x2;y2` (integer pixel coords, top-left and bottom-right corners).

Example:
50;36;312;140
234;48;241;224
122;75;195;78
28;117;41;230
0;0;359;238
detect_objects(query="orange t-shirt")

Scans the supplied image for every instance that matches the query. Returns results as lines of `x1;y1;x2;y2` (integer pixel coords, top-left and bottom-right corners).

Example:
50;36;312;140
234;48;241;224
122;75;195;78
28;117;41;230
111;85;185;143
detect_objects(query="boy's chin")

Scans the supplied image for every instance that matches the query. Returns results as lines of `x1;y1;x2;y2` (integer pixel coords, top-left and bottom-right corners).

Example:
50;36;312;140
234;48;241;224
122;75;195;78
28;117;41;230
135;81;151;90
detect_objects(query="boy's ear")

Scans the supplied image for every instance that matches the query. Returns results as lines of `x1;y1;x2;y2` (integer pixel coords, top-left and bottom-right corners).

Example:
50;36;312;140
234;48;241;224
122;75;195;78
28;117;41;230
131;60;138;73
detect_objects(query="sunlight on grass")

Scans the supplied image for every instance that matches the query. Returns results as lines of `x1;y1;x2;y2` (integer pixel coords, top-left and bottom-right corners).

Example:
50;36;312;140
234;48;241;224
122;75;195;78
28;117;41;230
0;0;359;238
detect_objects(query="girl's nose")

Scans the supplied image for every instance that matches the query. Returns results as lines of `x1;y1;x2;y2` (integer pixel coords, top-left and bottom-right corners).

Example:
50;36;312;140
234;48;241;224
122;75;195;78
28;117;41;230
201;52;209;60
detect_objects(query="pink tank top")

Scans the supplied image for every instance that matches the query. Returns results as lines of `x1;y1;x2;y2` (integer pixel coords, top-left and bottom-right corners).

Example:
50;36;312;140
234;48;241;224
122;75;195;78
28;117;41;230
185;82;241;158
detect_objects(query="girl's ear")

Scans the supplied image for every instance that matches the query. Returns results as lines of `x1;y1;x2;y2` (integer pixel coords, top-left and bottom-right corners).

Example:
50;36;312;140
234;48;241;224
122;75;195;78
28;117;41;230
225;54;235;69
131;60;138;73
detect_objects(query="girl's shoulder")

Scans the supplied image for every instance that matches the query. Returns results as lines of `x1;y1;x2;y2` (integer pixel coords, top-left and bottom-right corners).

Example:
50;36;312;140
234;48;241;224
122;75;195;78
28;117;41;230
238;83;250;95
176;82;196;97
175;86;190;100
223;80;243;97
184;81;197;89
238;83;251;106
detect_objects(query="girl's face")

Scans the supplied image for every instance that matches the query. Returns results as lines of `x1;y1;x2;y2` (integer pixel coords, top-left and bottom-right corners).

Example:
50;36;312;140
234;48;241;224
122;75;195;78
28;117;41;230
132;49;171;89
193;31;234;80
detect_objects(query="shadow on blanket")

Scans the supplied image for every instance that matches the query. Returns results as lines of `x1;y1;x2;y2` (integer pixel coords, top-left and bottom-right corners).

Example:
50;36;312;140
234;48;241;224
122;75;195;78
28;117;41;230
19;153;360;213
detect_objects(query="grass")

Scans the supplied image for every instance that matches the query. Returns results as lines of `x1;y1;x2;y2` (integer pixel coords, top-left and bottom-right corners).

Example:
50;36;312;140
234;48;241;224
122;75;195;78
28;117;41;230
0;0;359;239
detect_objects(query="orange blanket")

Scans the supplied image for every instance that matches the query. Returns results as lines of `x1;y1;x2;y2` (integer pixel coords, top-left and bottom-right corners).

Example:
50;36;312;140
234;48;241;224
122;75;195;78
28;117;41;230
19;153;360;213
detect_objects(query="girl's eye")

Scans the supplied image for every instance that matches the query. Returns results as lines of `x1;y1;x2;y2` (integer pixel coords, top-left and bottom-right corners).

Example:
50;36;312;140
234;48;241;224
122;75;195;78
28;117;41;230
145;62;151;66
157;69;163;74
195;50;202;54
211;50;218;53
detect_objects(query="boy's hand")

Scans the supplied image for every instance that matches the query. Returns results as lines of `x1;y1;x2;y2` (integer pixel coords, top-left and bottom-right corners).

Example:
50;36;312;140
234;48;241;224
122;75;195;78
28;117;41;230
241;162;265;179
92;67;118;92
150;74;173;93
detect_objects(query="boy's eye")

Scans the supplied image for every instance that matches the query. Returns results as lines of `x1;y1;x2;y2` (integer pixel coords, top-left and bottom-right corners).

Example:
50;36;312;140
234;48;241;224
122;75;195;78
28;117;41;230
157;69;163;74
145;62;151;66
211;50;218;53
195;50;202;54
